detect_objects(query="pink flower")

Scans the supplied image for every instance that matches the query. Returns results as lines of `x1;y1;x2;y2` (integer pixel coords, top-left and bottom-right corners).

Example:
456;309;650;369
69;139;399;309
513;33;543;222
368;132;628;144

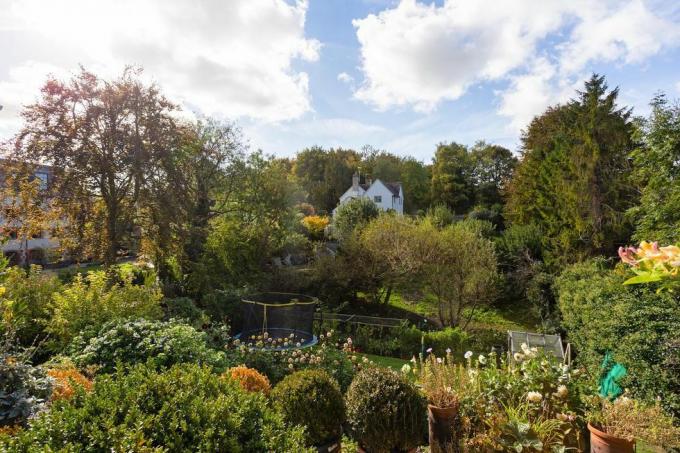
618;246;638;265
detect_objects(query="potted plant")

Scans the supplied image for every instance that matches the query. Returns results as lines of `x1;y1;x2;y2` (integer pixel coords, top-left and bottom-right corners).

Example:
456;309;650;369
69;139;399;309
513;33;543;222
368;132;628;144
419;353;464;453
271;369;345;452
345;367;426;453
587;397;680;452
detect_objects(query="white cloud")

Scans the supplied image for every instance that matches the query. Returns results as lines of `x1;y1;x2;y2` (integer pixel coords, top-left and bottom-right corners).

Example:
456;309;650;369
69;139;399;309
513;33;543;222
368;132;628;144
337;72;354;84
0;0;320;139
352;0;680;130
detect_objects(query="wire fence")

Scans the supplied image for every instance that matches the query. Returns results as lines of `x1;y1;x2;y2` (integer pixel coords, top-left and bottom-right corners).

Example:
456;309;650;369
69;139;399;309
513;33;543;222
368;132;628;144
314;312;408;328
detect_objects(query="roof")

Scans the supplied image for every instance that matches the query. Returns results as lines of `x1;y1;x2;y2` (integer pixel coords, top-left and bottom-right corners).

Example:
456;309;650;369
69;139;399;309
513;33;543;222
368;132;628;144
359;180;401;197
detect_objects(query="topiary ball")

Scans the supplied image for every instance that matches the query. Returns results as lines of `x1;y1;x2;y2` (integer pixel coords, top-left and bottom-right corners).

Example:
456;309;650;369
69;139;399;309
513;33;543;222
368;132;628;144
345;367;426;452
271;369;345;446
226;366;271;395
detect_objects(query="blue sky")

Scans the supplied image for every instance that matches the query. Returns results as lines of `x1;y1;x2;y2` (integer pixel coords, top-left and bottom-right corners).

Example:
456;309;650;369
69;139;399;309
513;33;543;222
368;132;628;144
1;0;680;162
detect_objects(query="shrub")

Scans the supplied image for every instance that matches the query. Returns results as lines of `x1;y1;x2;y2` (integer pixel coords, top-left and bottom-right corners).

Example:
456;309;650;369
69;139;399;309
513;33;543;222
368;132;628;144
227;366;271;394
163;297;209;328
332;197;380;241
0;352;52;428
272;369;345;446
71;319;227;374
556;259;680;417
46;365;92;402
345;367;426;452
301;215;329;240
48;270;163;349
1;364;311;452
0;266;61;352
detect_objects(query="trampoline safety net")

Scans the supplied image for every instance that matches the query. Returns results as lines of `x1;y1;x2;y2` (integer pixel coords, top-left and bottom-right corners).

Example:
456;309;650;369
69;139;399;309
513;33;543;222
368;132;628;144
240;292;317;345
508;330;565;362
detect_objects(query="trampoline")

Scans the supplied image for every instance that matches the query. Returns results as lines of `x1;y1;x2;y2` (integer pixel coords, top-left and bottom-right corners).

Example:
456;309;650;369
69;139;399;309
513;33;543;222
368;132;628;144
238;292;318;349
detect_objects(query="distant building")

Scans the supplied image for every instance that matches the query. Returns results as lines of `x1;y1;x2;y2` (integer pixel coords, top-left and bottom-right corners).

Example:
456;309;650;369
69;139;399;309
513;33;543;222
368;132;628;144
0;159;59;265
334;172;403;215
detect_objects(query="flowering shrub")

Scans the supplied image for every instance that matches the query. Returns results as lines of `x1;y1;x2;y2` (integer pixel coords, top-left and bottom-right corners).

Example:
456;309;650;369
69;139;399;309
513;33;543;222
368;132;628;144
224;331;359;391
0;352;52;429
70;319;228;374
227;366;271;394
301;215;329;240
46;365;92;402
416;347;588;451
619;241;680;290
0;363;311;452
345;367;427;452
271;369;345;446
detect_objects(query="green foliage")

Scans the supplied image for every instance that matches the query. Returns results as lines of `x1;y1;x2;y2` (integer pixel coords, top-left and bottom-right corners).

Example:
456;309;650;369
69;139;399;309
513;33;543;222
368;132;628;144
469;141;517;210
48;270;163;349
426;203;455;229
555;259;680;417
431;142;475;214
345;367;426;452
271;369;345;446
0;352;52;428
1;363;310;452
332;197;380;241
70;319;227;374
505;75;636;265
0;266;61;351
163;297;209;328
629;94;680;244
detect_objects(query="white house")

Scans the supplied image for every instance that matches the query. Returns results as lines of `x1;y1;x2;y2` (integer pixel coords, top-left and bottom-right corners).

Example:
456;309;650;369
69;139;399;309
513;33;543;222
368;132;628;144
334;172;403;215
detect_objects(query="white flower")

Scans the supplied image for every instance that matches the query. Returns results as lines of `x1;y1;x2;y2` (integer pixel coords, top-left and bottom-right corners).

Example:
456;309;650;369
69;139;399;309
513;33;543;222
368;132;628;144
410;356;417;364
464;351;473;359
426;347;433;353
555;385;568;399
401;364;412;374
347;338;352;344
478;354;487;365
520;342;529;352
513;352;524;362
526;391;543;403
288;364;294;369
295;342;301;348
436;357;443;364
445;348;452;354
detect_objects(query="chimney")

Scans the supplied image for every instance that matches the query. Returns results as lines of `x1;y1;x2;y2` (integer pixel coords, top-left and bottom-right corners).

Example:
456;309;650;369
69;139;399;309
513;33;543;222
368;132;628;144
352;171;359;190
366;176;373;186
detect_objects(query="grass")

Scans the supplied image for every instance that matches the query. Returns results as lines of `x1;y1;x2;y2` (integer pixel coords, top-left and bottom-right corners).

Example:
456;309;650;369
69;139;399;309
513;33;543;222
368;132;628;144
358;353;409;372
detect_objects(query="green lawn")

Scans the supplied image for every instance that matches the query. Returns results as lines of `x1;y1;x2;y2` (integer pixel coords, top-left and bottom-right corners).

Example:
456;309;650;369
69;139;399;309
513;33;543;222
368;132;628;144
358;353;409;372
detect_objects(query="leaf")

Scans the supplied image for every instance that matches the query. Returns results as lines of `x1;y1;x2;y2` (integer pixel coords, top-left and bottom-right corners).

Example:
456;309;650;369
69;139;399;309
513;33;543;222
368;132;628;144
623;273;662;285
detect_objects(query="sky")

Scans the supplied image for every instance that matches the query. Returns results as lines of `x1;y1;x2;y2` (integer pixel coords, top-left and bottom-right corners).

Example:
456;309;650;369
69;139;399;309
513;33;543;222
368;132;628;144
1;0;680;162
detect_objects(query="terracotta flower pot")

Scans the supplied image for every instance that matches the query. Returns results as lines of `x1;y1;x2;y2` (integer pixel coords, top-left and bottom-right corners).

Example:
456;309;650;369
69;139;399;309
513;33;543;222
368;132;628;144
428;404;459;453
588;423;635;453
315;437;341;453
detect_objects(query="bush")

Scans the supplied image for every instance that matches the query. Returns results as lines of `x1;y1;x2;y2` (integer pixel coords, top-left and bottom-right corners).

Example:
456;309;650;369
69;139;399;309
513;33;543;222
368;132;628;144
48;270;163;349
332;197;380;241
163;297;209;328
345;367;426;452
271;369;345;446
556;259;680;418
70;319;227;374
301;215;329;240
0;352;52;428
46;364;92;402
227;366;271;394
1;364;311;452
0;266;61;353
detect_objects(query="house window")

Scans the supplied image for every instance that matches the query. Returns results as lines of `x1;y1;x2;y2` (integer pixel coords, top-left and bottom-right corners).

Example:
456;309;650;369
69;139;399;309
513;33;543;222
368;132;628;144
373;195;382;203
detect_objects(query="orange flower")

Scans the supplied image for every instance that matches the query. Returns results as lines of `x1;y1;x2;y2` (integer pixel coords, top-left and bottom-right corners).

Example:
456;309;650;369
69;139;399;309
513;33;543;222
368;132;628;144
226;366;271;395
47;367;93;402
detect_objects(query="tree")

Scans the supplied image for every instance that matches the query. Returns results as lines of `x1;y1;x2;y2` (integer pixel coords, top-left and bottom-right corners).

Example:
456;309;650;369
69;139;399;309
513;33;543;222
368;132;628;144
469;141;517;208
423;220;499;328
629;94;680;243
331;197;380;242
430;142;474;214
293;147;360;213
505;74;636;265
0;162;58;267
399;157;431;213
13;67;178;265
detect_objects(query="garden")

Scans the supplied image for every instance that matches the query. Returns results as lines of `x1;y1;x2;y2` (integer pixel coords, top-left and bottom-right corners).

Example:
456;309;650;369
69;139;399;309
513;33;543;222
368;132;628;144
1;70;680;451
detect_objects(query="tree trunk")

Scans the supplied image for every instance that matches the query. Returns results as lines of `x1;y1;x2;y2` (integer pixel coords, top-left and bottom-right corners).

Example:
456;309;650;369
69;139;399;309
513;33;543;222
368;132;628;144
105;200;119;266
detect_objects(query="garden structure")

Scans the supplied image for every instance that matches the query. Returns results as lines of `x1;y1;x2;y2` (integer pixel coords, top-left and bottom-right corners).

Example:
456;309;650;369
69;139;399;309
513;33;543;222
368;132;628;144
239;292;318;348
507;330;567;363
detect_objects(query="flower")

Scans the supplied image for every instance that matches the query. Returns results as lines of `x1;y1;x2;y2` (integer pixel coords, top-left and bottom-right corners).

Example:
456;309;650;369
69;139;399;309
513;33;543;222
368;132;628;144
478;354;487;365
347;338;352;344
464;351;473;359
426;347;433;353
410;356;417;364
401;364;412;374
526;391;543;403
555;385;568;399
445;348;452;354
513;352;524;362
436;357;443;364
